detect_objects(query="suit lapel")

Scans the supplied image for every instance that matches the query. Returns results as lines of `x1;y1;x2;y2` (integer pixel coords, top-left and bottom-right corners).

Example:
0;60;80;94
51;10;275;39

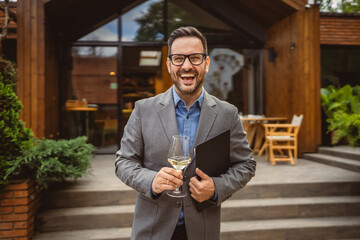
184;91;217;177
193;91;217;148
158;87;178;143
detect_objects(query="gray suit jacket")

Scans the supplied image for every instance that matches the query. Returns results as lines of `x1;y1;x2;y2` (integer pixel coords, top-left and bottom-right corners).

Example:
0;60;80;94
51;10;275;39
115;87;256;240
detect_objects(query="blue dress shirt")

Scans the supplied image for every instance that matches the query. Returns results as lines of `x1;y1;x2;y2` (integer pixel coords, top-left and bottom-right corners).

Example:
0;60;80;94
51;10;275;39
172;87;203;149
172;87;204;226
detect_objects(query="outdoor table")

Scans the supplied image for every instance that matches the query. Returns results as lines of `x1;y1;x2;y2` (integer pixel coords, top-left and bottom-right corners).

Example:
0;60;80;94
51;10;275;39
66;106;98;137
240;116;287;155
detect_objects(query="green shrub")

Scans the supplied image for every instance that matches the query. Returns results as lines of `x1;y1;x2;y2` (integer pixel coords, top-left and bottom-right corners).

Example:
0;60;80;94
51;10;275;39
0;60;33;187
328;112;360;146
321;84;360;146
6;136;95;189
0;58;17;88
1;58;95;190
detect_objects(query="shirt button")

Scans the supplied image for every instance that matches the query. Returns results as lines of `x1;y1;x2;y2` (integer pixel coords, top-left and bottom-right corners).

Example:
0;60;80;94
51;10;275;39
176;202;181;208
186;115;189;119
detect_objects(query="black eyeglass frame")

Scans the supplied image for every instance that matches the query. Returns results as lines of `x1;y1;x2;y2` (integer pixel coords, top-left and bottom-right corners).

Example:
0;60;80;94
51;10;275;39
168;53;207;66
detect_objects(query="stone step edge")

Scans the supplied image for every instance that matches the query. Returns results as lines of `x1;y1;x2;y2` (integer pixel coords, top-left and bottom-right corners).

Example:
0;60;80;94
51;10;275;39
304;153;360;166
303;153;360;172
318;146;360;161
33;216;360;240
39;195;360;218
221;216;360;232
33;227;132;240
46;180;360;194
43;181;360;209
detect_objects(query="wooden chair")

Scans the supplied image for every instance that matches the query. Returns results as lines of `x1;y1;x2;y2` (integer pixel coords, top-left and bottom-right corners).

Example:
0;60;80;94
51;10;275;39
263;114;303;165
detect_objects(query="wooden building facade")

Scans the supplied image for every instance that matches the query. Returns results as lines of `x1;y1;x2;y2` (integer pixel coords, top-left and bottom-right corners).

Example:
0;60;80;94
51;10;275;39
320;13;360;46
13;0;323;154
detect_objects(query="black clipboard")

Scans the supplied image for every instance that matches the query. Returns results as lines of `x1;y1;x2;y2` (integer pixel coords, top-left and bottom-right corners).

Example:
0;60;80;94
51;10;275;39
194;130;230;211
195;130;230;177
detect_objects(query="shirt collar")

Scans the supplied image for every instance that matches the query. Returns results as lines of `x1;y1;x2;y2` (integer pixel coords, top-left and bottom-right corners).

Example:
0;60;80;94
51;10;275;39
172;86;204;109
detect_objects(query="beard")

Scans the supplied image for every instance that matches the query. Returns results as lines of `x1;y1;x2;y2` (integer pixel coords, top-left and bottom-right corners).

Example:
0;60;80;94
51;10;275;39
171;67;206;96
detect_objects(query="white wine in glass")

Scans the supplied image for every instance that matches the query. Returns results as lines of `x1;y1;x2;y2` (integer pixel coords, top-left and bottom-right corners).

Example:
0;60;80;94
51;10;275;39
168;156;191;171
167;135;191;198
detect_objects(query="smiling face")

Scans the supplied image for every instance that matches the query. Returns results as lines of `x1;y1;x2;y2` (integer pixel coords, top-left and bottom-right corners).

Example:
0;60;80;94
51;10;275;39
167;37;210;100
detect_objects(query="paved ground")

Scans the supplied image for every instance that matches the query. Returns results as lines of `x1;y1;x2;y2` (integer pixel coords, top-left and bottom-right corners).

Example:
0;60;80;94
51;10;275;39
62;153;360;192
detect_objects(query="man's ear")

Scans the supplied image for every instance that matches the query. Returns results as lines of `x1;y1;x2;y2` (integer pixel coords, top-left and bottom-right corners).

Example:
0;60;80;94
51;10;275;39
166;58;171;73
205;56;210;73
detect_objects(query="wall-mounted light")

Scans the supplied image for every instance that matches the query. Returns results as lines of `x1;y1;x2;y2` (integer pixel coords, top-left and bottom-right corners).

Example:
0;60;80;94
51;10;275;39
268;47;277;62
290;42;296;50
109;71;116;76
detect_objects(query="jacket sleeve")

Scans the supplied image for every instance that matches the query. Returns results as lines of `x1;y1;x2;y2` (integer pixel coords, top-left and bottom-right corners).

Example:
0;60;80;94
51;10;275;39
115;102;157;199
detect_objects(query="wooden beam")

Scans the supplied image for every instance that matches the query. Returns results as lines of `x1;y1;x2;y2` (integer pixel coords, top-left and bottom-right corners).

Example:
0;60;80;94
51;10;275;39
281;0;307;10
190;0;266;45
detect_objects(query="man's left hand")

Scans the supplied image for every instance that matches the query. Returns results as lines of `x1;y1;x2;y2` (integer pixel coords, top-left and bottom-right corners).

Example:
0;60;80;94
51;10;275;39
189;168;215;203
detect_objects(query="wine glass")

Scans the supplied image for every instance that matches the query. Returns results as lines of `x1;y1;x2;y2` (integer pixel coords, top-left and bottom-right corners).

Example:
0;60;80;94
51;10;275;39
167;135;192;198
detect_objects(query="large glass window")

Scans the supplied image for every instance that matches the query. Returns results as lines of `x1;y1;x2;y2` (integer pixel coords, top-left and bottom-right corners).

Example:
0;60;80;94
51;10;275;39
66;47;118;151
321;47;360;87
167;0;243;46
122;0;163;42
204;48;245;111
78;19;118;41
64;0;257;153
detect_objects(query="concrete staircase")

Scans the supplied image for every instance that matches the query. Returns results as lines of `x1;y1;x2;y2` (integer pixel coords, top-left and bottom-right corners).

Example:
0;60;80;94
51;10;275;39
303;146;360;173
34;178;360;239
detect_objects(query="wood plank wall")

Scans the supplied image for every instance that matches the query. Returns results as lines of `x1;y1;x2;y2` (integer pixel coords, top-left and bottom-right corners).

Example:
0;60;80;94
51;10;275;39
17;0;58;138
320;15;360;46
264;6;321;154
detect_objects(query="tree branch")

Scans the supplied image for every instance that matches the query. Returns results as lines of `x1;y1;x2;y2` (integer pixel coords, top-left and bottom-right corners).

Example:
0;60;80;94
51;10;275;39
0;0;10;42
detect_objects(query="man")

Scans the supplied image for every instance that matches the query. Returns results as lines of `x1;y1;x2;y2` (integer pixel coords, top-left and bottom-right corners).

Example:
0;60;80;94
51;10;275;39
115;26;256;240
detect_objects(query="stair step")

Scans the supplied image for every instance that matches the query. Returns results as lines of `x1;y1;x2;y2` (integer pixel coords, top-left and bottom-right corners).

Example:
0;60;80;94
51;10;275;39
222;196;360;221
44;181;360;209
43;189;137;208
233;181;360;199
33;216;360;240
38;196;360;232
303;153;360;173
220;216;360;240
319;146;360;161
33;227;132;240
38;205;135;232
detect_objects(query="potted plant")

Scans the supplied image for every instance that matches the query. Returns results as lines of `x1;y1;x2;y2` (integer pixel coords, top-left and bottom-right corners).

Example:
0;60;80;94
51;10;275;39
0;58;95;239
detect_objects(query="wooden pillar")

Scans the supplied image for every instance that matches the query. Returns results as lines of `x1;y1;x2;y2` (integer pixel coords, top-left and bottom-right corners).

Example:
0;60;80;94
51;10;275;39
17;0;58;138
264;5;321;154
155;45;172;94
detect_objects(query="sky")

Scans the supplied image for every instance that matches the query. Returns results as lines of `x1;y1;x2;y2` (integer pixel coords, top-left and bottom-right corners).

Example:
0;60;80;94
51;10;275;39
79;0;160;42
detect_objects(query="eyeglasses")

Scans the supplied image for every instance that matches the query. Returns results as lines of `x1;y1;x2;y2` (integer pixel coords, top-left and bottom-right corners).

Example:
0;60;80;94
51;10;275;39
168;53;206;66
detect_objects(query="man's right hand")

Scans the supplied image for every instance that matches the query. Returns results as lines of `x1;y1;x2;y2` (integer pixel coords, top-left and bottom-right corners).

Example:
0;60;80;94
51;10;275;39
152;167;183;194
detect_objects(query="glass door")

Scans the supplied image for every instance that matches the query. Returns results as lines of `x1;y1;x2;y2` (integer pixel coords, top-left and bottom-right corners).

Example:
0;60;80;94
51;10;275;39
121;45;162;125
66;46;119;153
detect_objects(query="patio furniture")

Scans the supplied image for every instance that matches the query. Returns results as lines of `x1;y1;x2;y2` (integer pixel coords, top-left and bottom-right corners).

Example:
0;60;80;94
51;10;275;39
263;114;303;165
240;115;287;154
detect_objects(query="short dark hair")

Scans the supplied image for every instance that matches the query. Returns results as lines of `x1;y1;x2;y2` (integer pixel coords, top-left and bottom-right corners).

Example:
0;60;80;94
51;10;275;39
168;26;208;55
